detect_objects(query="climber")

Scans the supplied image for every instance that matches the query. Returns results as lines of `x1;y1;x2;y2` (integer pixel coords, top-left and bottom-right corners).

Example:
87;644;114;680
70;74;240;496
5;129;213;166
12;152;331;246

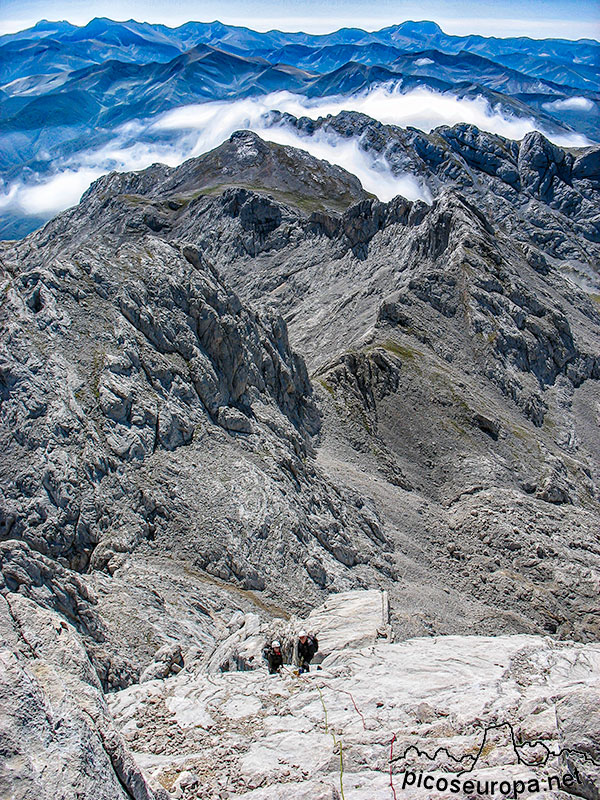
263;640;284;674
297;630;319;673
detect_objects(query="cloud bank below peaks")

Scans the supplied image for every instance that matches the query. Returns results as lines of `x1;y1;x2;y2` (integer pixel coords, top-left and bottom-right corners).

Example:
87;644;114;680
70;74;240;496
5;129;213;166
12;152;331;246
0;85;592;221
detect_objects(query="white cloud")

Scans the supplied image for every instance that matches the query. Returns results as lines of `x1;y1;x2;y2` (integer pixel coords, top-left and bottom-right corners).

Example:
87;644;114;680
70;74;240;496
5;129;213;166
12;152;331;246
0;84;591;220
0;182;20;211
79;97;435;203
414;58;435;66
251;125;433;203
542;96;595;112
156;85;592;146
152;84;591;149
0;168;105;215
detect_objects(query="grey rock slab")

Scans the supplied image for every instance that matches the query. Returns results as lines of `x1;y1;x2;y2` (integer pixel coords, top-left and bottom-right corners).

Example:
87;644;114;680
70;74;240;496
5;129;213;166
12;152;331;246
303;588;390;659
0;591;167;800
556;689;600;800
108;629;600;799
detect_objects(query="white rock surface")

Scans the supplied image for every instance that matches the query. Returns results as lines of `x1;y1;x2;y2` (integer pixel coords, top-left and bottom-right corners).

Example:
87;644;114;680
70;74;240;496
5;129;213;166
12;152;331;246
304;588;391;660
108;593;600;800
0;592;167;800
204;589;390;673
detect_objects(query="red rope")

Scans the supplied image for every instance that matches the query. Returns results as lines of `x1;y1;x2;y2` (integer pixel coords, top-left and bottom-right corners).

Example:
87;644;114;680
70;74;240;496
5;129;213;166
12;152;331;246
317;682;367;730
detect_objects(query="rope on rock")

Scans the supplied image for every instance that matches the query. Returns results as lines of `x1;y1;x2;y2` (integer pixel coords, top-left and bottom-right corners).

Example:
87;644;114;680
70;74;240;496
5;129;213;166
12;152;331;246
317;681;367;731
317;684;346;800
275;666;371;799
317;684;329;734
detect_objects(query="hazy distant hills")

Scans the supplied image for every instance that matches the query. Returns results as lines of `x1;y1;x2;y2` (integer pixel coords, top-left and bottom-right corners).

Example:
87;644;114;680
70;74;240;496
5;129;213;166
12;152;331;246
0;17;598;239
2;18;597;137
9;45;574;125
3;17;599;66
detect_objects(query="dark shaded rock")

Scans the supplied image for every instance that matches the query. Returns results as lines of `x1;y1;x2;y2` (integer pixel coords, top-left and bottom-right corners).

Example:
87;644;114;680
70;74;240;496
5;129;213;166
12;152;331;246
239;195;282;235
472;413;500;440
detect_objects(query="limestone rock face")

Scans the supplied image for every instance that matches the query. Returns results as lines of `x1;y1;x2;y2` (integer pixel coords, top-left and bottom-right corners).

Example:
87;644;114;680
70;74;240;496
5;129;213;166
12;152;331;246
556;690;600;800
1;123;600;797
2;126;600;667
0;591;167;800
140;643;184;682
1;190;394;681
107;593;600;800
275;112;600;260
203;588;390;673
303;588;391;658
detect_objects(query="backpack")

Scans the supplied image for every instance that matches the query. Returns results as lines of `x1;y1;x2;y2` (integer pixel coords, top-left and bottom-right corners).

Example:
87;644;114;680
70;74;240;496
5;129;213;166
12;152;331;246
305;635;318;659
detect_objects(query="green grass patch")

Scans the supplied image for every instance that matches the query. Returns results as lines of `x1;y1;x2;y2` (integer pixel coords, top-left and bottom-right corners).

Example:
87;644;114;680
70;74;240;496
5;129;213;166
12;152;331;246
377;338;423;361
122;193;150;206
316;377;335;397
181;181;354;215
510;424;532;441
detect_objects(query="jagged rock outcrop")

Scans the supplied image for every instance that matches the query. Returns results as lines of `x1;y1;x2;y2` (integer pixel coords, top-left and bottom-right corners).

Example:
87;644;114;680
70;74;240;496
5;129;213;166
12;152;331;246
0;540;136;690
0;589;168;800
140;642;184;682
1;139;406;692
1;233;322;571
271;111;600;261
3;127;600;655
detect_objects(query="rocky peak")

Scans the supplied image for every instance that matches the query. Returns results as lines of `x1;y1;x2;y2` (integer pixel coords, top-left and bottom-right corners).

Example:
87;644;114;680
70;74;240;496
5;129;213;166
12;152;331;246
518;129;574;200
274;111;600;263
70;129;371;236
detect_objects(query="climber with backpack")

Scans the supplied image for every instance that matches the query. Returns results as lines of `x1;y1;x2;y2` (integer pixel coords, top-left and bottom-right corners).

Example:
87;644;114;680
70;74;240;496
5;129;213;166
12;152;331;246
263;640;284;674
297;630;319;673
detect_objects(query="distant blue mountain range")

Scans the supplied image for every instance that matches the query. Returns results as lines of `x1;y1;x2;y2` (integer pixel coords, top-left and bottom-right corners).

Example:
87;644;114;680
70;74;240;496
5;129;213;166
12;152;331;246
0;17;598;238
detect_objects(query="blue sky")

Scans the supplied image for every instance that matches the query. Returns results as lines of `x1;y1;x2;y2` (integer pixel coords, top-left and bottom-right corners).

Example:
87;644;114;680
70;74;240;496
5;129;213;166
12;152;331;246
0;0;598;39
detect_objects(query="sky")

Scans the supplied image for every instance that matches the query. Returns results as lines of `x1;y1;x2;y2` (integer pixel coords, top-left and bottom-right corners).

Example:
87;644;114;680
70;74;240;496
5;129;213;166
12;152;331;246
0;0;599;39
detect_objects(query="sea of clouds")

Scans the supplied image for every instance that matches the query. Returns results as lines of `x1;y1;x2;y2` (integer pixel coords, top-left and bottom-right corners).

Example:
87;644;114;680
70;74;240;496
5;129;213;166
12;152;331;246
0;84;592;220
